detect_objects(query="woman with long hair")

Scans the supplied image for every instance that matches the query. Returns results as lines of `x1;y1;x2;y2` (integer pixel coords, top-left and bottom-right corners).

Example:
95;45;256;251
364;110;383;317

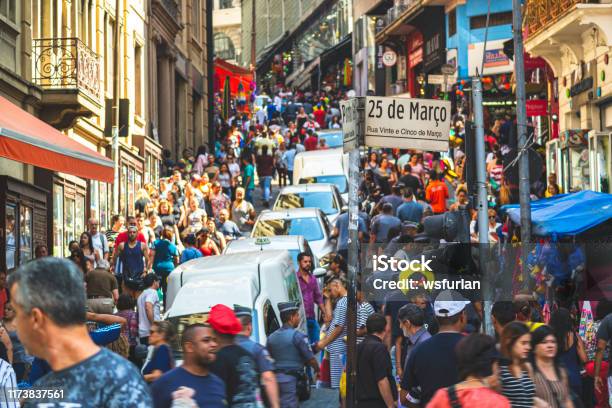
218;162;234;198
378;156;397;185
79;231;99;267
206;218;226;253
367;152;379;171
531;325;575;408
142;320;176;383
114;294;139;364
192;145;209;176
549;308;587;401
499;321;537;408
196;227;220;257
428;334;510;407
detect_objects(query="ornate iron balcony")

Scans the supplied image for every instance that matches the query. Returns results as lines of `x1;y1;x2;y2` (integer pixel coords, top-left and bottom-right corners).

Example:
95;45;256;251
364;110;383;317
32;38;101;101
524;0;590;38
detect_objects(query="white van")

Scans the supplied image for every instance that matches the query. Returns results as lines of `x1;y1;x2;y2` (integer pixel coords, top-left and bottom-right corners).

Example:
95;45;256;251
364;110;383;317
165;251;306;349
292;148;349;203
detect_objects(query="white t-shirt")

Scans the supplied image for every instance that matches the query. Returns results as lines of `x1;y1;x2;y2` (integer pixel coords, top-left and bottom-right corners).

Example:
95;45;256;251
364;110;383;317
137;288;160;338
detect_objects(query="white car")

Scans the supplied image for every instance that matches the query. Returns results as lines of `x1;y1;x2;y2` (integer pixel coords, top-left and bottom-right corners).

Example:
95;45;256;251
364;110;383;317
273;183;346;225
224;236;326;277
292;148;349;203
251;208;335;263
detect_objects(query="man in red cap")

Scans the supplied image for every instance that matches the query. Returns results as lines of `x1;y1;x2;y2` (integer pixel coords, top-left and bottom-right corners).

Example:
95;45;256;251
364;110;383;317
208;304;258;406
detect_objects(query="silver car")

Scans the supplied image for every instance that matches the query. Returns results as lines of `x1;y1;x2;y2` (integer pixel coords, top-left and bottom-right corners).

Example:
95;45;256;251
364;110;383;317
251;208;336;263
273;183;346;225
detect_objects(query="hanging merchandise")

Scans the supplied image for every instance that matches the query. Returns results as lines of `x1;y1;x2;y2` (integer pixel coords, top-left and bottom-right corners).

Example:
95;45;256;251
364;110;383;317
343;58;352;87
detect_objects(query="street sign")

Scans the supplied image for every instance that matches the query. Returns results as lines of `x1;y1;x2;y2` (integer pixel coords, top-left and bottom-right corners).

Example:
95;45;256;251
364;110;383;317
441;64;456;75
427;74;445;85
340;98;364;152
382;50;397;67
364;96;451;151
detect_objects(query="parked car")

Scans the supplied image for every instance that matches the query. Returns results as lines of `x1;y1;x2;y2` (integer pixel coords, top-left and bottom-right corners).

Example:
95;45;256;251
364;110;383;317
292;148;349;202
166;250;305;359
273;183;346;224
251;208;335;263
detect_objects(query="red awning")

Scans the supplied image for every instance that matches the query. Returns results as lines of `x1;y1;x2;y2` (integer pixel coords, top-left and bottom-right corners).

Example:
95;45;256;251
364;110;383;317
0;95;114;183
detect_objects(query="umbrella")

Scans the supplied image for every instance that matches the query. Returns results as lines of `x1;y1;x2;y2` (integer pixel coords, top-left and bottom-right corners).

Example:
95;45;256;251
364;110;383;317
222;76;231;120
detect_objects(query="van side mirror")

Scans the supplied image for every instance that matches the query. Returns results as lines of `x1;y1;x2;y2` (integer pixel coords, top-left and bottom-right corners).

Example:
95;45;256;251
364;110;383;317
313;267;327;278
341;205;348;213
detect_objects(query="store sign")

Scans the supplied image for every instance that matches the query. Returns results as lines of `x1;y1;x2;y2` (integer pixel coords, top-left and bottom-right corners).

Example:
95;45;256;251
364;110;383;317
570;77;594;97
424;33;444;71
409;48;423;68
377;45;385;70
483;49;510;68
427;74;445;85
526;99;548;116
382;50;398;67
364;97;451;151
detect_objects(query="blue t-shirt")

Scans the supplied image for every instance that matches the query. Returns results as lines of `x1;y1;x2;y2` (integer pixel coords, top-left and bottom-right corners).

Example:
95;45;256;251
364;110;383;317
180;247;202;264
143;344;174;376
151;367;227;408
371;214;401;243
24;348;152;407
153;239;178;272
396;201;424;224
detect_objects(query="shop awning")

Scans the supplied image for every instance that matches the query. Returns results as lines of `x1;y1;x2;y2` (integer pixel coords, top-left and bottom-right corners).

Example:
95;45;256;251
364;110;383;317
0;95;114;183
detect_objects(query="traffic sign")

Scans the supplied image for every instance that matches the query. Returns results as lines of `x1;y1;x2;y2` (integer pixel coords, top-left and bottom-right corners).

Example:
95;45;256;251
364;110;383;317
382;51;397;67
340;98;364;152
427;74;445;85
364;96;451;151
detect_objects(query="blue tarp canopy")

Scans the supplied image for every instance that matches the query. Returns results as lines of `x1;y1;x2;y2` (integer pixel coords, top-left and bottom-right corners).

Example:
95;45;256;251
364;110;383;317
501;190;612;237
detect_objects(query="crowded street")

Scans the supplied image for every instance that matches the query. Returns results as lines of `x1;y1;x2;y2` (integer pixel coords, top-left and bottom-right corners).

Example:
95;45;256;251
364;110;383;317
0;0;612;407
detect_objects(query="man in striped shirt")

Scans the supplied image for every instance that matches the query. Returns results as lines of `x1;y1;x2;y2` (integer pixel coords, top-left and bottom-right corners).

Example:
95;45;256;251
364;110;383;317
0;358;18;408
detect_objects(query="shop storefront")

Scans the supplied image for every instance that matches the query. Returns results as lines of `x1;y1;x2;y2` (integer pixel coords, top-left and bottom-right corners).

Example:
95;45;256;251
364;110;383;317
547;129;590;193
133;135;163;188
589;131;612;193
0;176;47;270
0;96;114;263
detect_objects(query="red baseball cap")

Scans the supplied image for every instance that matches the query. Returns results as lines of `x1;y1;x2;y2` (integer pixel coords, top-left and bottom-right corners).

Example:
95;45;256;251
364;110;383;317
208;304;242;335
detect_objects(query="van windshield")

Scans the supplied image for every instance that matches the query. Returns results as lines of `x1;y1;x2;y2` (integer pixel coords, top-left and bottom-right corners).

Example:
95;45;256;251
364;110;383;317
253;218;324;242
167;313;209;360
275;192;338;215
299;175;347;193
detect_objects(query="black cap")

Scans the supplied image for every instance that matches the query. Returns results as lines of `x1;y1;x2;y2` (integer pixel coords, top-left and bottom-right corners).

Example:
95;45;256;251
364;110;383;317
278;301;300;313
234;305;252;318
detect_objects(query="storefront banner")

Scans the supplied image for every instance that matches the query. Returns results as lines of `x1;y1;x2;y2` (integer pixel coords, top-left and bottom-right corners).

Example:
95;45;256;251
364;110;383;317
468;40;514;76
526;99;548;116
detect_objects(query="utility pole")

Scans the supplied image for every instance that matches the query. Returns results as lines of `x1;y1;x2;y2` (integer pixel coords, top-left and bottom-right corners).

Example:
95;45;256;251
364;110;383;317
512;0;532;255
471;76;492;335
207;0;214;152
111;0;122;215
250;0;256;71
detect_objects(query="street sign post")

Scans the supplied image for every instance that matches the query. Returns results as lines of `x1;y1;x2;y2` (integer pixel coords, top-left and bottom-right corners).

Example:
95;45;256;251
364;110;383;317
340;95;451;407
364;96;451;151
340;98;364;152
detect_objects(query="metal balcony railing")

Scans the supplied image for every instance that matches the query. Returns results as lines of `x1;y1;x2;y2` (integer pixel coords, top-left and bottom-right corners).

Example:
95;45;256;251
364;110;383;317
524;0;592;38
32;38;101;101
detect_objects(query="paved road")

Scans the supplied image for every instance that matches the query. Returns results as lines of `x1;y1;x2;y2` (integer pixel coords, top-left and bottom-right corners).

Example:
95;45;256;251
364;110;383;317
301;388;339;407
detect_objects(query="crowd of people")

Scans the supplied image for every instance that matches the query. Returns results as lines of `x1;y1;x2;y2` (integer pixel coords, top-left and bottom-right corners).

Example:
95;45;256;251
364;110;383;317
0;87;602;408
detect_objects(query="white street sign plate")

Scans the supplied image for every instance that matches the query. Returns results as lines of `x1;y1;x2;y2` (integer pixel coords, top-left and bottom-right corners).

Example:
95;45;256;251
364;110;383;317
427;74;445;85
340;98;363;152
364;96;451;151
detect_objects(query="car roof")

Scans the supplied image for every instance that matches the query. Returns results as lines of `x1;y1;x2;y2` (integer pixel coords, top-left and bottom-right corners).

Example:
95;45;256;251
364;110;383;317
295;147;344;160
257;208;322;220
317;129;343;134
278;183;336;194
225;236;304;253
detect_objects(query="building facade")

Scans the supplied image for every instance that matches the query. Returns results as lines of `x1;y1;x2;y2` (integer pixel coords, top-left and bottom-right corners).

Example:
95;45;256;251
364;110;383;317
213;0;241;64
525;0;612;193
0;0;211;266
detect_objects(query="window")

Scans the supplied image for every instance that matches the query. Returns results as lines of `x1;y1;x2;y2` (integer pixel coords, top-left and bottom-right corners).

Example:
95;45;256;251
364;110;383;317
470;11;512;29
53;185;64;257
64;197;75;256
5;204;16;269
99;182;109;229
264;301;280;336
214;33;235;60
0;0;18;71
120;165;127;215
448;8;456;37
19;206;32;265
219;0;233;9
192;0;200;40
90;180;99;221
134;43;143;116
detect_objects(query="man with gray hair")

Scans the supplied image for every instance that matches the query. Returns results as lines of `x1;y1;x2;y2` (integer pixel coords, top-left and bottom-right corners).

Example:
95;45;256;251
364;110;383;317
85;259;118;314
8;257;151;406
